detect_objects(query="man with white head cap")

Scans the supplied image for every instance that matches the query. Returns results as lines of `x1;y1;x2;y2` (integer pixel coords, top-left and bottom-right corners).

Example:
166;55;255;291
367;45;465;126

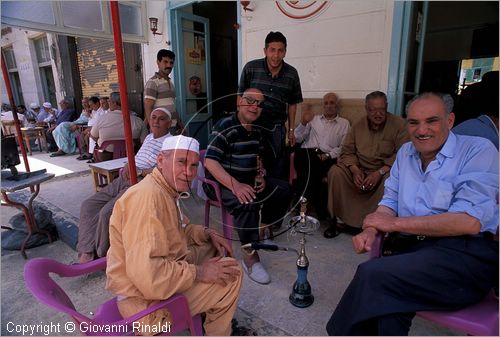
77;107;173;263
25;103;40;124
106;135;242;336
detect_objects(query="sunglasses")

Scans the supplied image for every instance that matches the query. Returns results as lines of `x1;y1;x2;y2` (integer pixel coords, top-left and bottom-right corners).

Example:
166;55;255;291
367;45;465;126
241;96;265;108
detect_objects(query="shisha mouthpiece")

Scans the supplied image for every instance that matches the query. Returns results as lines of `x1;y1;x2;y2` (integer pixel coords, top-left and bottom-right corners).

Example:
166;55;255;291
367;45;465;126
289;197;320;234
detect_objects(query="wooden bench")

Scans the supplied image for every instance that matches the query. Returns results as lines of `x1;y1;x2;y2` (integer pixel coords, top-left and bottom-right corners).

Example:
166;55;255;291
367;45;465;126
88;158;127;192
290;97;366;130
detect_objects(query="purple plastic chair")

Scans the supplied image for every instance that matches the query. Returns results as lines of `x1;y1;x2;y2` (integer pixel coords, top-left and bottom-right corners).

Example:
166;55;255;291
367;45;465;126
196;150;234;243
370;232;499;336
24;257;203;336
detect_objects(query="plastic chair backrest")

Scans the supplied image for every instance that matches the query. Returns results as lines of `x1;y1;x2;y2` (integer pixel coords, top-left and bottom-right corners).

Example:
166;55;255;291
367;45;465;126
94;140;127;162
197;149;234;242
24;257;203;336
370;233;499;335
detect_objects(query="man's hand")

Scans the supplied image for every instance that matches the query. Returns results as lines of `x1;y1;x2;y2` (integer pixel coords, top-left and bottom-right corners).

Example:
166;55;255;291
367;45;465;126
205;228;234;257
352;227;378;253
195;257;241;286
363;211;397;233
362;171;383;191
231;181;256;204
349;165;365;189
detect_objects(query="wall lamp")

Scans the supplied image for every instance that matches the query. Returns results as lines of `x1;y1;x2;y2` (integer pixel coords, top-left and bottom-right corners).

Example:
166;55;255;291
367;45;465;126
149;17;163;35
241;1;254;12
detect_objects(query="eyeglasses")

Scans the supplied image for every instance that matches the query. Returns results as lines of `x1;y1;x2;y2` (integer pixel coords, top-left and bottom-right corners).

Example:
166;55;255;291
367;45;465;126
241;96;265;108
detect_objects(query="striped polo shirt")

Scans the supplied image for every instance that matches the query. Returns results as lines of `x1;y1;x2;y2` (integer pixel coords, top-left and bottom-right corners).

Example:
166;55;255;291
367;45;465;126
205;113;264;185
238;58;303;125
134;132;171;169
144;72;179;123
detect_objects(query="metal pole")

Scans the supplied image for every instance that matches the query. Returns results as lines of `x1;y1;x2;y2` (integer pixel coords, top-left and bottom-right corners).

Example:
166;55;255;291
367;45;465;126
1;52;31;172
109;0;138;185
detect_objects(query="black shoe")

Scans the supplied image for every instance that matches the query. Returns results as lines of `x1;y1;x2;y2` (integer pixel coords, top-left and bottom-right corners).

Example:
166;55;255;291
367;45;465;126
323;218;339;239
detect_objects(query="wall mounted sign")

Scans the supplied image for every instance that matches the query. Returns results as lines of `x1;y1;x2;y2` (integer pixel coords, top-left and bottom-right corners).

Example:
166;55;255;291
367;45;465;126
275;1;330;20
187;48;202;65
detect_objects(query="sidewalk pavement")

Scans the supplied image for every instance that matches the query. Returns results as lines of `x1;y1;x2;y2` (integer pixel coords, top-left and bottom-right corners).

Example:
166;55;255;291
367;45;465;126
1;150;459;336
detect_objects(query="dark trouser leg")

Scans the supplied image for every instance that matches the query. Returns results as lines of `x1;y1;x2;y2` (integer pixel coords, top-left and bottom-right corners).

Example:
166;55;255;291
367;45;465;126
260;177;292;229
326;237;498;336
77;176;129;254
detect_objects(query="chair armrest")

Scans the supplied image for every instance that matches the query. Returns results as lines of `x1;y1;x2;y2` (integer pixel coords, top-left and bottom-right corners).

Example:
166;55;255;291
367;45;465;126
57;257;107;277
114;294;190;324
196;175;224;203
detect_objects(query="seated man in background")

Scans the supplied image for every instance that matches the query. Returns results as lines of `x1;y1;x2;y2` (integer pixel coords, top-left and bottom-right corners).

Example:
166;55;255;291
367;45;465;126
204;88;292;285
1;105;25;134
326;92;498;336
25;103;41;125
78;96;107;161
77;107;172;263
324;91;408;238
106;135;242;336
51;98;92;156
90;92;147;161
293;92;350;219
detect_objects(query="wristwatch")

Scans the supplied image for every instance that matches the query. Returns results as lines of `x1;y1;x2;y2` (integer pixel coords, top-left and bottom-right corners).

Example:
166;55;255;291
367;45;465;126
137;169;144;177
378;167;386;176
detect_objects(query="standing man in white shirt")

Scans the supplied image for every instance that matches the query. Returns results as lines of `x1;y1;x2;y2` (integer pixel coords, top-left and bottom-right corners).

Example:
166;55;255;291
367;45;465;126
294;92;350;219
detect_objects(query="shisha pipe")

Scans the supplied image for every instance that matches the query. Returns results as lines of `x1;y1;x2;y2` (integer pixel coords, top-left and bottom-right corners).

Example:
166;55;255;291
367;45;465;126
241;197;318;308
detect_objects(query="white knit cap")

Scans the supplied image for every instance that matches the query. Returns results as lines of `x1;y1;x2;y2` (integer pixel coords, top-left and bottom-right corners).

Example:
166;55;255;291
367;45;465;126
152;107;171;119
161;135;199;154
29;102;40;109
42;102;52;108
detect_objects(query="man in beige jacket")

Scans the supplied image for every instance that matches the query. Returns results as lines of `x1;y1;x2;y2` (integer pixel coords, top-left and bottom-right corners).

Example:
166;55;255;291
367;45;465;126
106;135;242;336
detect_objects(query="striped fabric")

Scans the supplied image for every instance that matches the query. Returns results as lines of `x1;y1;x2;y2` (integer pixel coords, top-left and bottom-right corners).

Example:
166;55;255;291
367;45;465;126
205;113;264;185
134;133;170;170
238;58;303;125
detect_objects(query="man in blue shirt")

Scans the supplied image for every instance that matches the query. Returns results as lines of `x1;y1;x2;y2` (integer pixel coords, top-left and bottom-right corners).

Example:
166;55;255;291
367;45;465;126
326;92;498;335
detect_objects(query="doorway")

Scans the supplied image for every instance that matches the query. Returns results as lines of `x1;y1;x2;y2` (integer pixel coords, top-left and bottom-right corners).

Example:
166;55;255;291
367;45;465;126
170;2;237;148
388;1;499;118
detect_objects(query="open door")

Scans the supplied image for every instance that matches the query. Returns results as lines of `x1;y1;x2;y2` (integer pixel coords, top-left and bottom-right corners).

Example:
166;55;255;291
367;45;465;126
171;10;212;149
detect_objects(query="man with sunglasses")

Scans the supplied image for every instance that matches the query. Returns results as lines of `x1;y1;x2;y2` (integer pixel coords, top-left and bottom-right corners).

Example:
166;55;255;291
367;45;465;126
238;31;303;182
204;88;292;285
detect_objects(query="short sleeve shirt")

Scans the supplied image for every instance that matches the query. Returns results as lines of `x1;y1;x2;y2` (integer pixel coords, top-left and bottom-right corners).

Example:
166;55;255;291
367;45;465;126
238;58;303;125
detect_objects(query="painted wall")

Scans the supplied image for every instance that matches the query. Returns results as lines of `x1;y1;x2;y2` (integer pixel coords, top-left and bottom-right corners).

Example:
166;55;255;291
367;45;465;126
238;0;395;100
1;27;64;107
